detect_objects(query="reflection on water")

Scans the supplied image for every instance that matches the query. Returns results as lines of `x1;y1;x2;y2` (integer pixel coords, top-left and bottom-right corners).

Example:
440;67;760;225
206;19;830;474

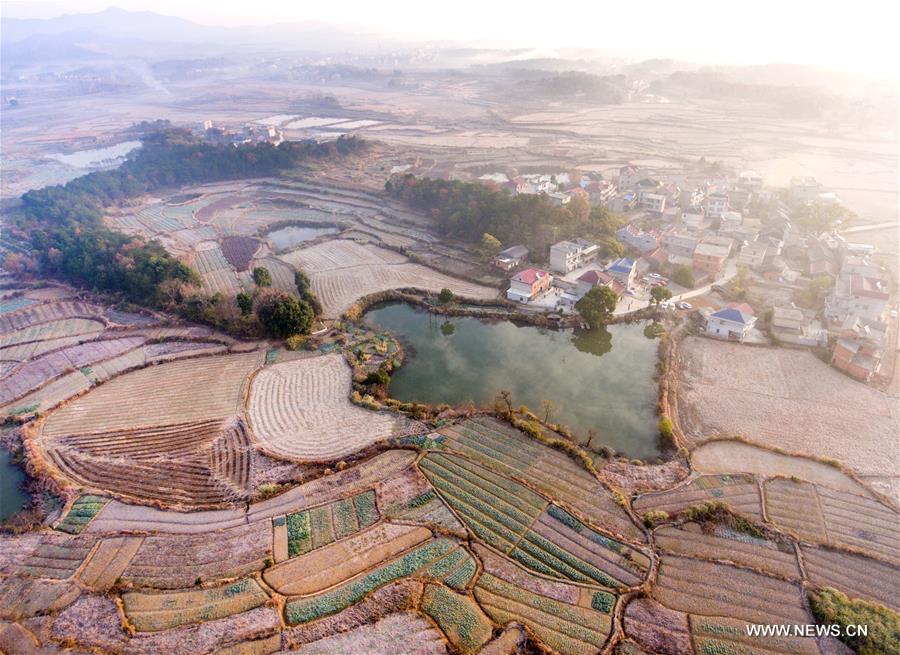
364;302;662;459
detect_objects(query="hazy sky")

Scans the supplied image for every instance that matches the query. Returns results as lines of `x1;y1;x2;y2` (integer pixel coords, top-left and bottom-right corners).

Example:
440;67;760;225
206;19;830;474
3;0;897;76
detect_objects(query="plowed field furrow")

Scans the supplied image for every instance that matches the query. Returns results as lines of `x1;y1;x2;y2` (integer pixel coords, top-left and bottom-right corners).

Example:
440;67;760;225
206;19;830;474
801;546;899;609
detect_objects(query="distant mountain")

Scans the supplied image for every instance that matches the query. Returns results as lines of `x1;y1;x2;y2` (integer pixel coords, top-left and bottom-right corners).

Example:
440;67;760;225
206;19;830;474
1;7;223;44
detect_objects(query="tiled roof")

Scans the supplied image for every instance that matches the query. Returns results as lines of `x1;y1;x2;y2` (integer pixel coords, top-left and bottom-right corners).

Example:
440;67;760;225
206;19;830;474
512;268;550;285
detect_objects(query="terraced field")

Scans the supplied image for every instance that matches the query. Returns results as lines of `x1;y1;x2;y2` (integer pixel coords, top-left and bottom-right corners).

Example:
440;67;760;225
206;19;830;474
764;478;899;562
123;521;271;588
801;545;899;610
292;611;447;655
248;353;401;460
44;418;253;505
437;417;642;540
690;614;819;655
280;239;497;317
633;474;763;520
42;351;261;435
0;300;103;333
473;544;614;655
194;242;242;295
420;452;648;588
654;522;800;580
77;536;143;590
15;533;96;580
652;555;810;625
123;578;269;631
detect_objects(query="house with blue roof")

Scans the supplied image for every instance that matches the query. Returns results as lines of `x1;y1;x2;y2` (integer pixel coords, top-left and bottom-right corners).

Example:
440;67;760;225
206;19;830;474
705;303;757;342
605;257;636;287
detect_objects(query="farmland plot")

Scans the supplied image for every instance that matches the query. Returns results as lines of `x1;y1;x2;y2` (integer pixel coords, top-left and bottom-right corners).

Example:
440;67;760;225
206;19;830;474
123;578;269;632
15;533;96;580
283;537;474;624
678;337;900;496
0;317;105;349
1;370;91;418
86;450;417;534
44;418;254;506
252;255;299;296
654;522;800;579
473;544;615;655
623;598;692;655
421;584;493;654
42;351;261;435
248;353;403;460
437;417;642;541
652;555;810;625
420;453;647;588
284;490;381;558
0;300;103;334
77;536;143;590
221;236;261;271
55;495;109;534
0;576;80;620
123;521;271;589
290;611;447;655
124;606;280;655
265;522;433;595
801;546;899;609
280;239;497;317
690;614;819;655
194;242;242;295
633;474;763;520
765;478;900;562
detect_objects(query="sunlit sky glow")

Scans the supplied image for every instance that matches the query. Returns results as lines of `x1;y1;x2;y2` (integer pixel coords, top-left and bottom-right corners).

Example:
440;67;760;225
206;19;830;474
3;0;898;77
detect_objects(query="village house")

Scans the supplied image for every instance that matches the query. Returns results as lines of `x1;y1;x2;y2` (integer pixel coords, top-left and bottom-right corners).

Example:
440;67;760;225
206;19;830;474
771;306;827;346
826;274;890;324
609;192;637;213
704;193;729;219
615;224;660;254
693;236;733;278
492;245;528;271
547;191;571;207
661;229;699;258
576;269;624;298
789;176;822;203
549;238;600;274
585;180;617;206
831;316;887;382
605;257;636;287
618;165;649;190
639;192;666;213
506;268;552;303
681;209;709;231
705;303;757;342
736;241;769;269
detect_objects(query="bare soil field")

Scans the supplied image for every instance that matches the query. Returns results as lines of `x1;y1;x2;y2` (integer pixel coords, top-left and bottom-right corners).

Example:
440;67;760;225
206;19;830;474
801;545;899;610
248;353;404;460
623;598;691;655
41;351;261;436
678;337;900;498
77;536;143;591
654;522;800;580
292;611;447;655
280;239;497;318
691;439;874;497
633;474;763;521
652;555;811;625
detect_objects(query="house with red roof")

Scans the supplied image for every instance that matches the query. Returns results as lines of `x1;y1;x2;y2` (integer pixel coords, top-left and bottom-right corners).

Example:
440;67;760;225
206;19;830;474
507;268;552;303
575;269;625;299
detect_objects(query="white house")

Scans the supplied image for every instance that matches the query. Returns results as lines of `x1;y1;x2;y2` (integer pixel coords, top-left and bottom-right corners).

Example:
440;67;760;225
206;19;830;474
549;239;599;274
705;194;729;219
705;304;757;342
639;192;666;213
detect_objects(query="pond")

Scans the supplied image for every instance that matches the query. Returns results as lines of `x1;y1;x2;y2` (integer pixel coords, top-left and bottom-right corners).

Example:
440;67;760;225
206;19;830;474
48;140;142;170
267;225;339;251
0;449;29;523
364;302;663;459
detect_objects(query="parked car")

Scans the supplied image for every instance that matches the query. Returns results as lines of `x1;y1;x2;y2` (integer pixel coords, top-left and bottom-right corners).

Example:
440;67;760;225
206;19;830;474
677;302;692;310
890;309;898;318
648;273;662;279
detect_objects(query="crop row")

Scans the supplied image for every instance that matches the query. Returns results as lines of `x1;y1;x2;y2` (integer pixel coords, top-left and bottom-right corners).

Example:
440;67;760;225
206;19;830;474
287;490;379;558
55;495;109;534
421;584;493;655
284;538;463;624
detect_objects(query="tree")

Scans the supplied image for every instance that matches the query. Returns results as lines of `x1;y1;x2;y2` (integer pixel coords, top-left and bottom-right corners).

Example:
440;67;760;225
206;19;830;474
438;288;455;305
795;275;834;310
566;194;590;222
252;266;272;287
575;286;618;328
294;270;310;295
255;290;313;338
481;233;502;253
671;265;694;289
650;286;672;305
235;291;253;315
539;399;557;423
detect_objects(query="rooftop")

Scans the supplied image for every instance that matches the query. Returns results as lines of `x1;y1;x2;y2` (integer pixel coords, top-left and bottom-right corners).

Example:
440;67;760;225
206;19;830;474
512;268;550;285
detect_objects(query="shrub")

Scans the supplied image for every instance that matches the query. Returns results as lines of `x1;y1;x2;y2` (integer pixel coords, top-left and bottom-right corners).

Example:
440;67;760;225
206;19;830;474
438;288;456;304
643;510;669;527
252;266;272;287
809;588;900;655
658;416;675;446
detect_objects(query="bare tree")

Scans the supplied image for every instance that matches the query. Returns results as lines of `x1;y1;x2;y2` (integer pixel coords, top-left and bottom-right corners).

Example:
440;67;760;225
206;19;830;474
540;399;558;424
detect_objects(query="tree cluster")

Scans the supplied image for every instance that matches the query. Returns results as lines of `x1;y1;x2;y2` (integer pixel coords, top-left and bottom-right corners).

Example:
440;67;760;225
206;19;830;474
384;174;626;258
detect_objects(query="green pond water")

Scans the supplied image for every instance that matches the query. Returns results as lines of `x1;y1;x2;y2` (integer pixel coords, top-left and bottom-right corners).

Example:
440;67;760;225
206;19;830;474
0;449;29;522
365;302;663;459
